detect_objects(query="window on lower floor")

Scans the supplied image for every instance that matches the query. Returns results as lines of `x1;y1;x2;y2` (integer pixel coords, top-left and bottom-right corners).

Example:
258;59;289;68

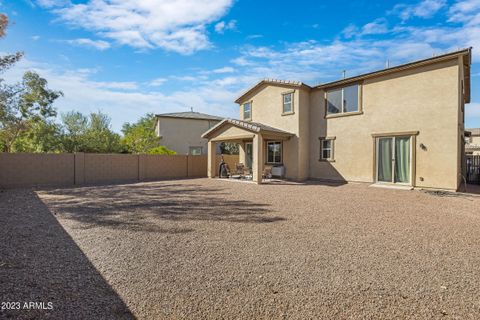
267;141;282;164
189;146;203;155
320;138;334;160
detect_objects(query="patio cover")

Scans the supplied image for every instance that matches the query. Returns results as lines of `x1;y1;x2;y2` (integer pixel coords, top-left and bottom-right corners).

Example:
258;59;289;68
202;118;294;141
202;119;294;184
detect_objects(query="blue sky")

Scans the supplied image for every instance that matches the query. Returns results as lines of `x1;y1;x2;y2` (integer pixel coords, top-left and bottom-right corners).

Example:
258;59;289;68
1;0;480;131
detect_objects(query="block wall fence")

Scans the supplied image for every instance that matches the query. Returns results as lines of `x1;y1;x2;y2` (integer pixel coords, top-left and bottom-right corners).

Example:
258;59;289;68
0;153;239;189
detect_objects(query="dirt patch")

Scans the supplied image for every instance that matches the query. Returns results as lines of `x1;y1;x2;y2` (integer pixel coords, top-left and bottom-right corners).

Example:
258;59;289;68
3;179;480;319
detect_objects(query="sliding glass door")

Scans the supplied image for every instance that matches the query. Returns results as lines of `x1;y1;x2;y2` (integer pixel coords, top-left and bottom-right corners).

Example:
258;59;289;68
376;136;411;184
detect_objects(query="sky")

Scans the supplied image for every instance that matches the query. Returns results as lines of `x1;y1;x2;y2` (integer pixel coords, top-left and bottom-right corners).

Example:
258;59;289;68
1;0;480;132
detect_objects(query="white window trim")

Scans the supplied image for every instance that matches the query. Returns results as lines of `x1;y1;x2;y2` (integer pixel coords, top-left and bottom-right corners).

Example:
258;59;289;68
243;101;252;120
282;91;294;115
319;137;335;161
374;136;413;186
266;141;282;164
189;146;203;155
325;84;362;117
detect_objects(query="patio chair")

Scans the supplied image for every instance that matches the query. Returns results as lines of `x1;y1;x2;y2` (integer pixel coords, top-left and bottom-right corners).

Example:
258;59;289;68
235;163;245;175
262;167;272;179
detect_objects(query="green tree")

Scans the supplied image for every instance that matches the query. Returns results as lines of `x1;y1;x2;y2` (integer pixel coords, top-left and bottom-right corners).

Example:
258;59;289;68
84;112;122;153
121;113;160;153
0;14;23;74
60;111;88;152
0;71;62;152
147;146;176;155
13;118;62;153
0;13;28;152
219;142;239;155
59;111;122;153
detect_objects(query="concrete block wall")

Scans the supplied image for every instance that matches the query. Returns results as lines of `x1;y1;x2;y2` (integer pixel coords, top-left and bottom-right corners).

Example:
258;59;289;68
0;153;75;188
0;153;238;189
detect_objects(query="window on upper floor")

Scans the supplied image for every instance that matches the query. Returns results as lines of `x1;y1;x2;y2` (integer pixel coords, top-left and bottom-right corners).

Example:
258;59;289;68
282;92;293;114
326;84;360;115
189;146;203;155
243;102;252;120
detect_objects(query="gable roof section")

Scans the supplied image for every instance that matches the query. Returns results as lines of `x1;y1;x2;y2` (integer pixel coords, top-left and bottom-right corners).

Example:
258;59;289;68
314;48;472;103
156;111;224;121
234;79;311;104
234;48;472;105
202;118;294;139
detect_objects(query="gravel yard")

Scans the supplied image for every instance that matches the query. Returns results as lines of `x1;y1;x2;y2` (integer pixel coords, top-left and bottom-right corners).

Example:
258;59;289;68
2;178;480;319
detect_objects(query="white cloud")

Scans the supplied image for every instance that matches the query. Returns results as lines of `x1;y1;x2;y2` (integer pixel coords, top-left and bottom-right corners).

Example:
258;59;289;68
212;66;235;73
40;0;234;54
214;20;236;34
35;0;70;8
94;81;138;90
148;78;167;87
246;34;263;40
393;0;447;20
231;56;254;66
3;58;238;131
66;38;111;50
449;0;480;25
343;19;389;38
362;18;389;35
31;35;41;41
171;75;206;82
342;24;358;38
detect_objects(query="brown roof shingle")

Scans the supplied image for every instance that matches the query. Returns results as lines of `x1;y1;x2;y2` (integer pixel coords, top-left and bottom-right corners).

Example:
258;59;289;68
156;111;223;121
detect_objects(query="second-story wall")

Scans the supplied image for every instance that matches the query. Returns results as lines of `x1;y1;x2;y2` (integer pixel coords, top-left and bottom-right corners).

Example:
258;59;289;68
157;117;219;155
238;83;310;179
308;58;461;190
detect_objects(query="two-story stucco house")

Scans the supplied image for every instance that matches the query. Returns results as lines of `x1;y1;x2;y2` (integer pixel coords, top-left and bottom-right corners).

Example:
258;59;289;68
155;111;223;155
203;48;472;191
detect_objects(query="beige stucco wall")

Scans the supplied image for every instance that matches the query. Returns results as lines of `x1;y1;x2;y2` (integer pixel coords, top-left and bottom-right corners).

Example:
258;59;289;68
309;58;461;190
237;84;310;180
210;123;255;141
157;117;220;155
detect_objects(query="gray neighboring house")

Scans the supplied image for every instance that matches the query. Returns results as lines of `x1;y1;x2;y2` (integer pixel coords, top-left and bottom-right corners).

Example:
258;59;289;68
466;128;480;155
155;111;223;155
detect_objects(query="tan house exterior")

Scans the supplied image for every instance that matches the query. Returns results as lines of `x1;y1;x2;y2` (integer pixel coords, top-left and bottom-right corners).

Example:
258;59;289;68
155;112;223;155
203;48;472;191
466;128;480;155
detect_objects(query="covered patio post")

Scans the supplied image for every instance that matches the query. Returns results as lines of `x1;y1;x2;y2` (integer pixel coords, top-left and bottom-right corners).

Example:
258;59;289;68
252;133;264;184
207;140;216;178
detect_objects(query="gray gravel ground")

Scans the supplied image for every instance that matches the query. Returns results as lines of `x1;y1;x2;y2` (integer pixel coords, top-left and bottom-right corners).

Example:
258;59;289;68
2;178;480;319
